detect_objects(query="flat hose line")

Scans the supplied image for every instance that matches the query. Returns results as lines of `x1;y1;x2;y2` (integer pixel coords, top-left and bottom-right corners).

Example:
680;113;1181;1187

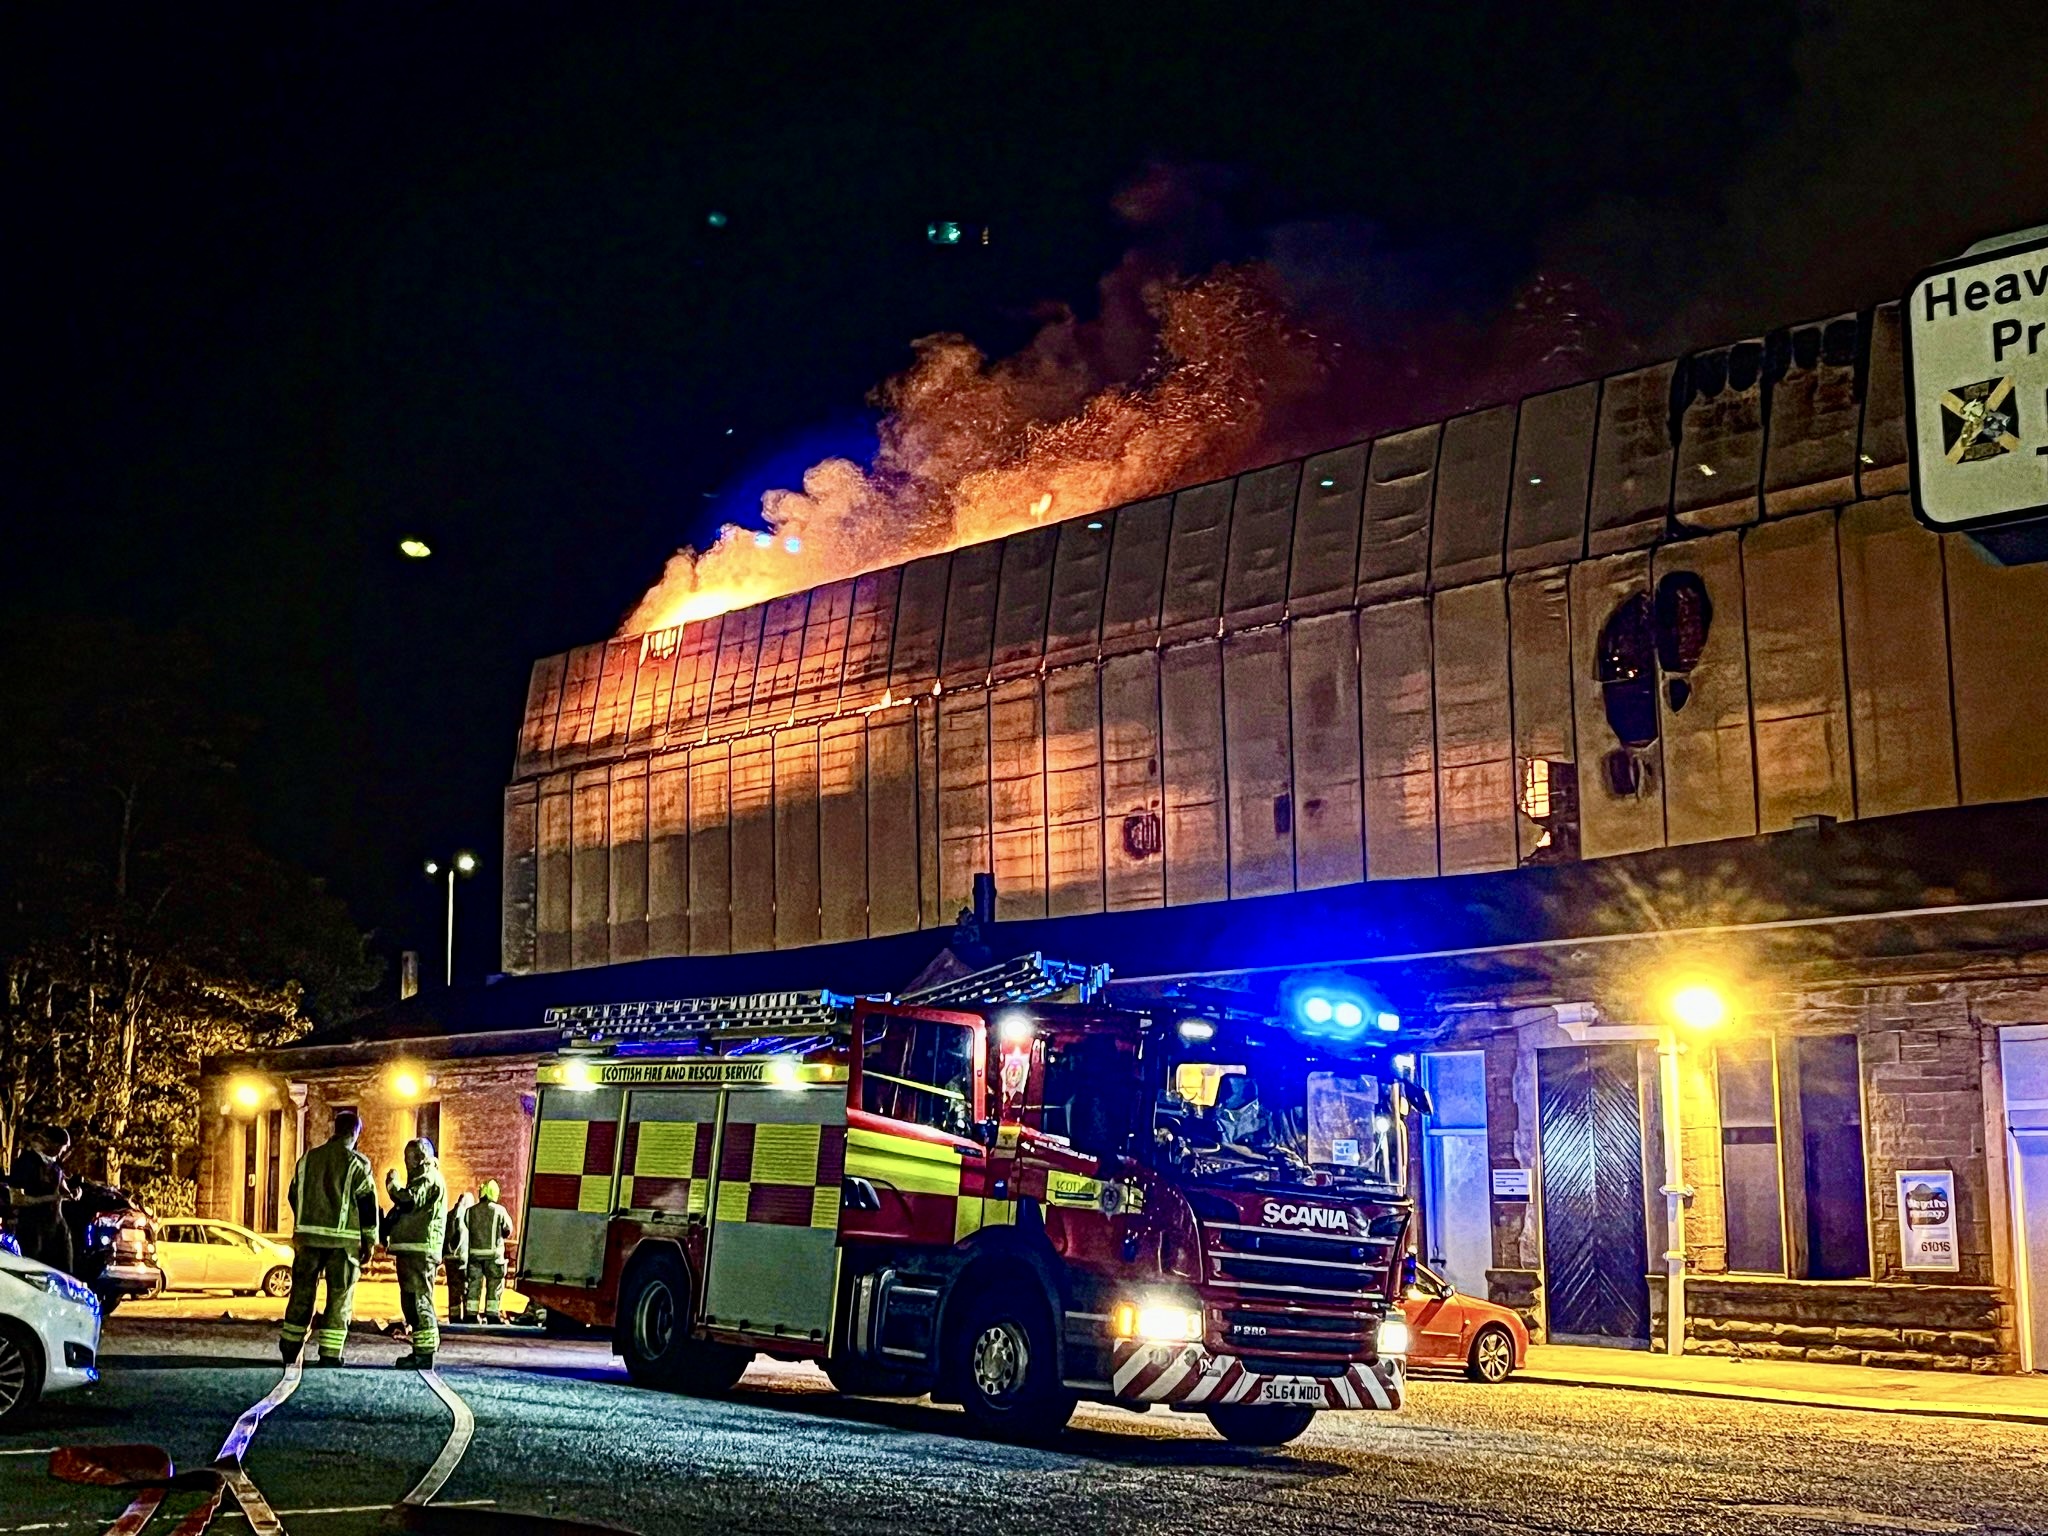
82;1348;477;1536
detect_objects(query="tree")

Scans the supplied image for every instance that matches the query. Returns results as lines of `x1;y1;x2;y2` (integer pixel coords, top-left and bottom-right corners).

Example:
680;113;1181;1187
0;616;380;1193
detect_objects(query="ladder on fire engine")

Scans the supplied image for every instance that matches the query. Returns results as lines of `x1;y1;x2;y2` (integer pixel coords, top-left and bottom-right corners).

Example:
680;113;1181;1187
543;952;1108;1046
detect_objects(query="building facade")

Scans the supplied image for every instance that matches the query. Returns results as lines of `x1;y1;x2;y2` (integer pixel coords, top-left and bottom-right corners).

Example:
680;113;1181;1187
197;294;2048;1371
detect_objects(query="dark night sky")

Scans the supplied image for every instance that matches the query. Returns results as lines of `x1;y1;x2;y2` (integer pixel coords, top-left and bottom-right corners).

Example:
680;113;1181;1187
6;4;2043;993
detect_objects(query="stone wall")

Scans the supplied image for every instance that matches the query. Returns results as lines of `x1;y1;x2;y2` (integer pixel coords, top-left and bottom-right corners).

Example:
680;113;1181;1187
198;1053;541;1256
1684;1277;2014;1372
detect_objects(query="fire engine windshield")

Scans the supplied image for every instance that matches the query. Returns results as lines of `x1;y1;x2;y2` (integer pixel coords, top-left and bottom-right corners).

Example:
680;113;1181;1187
1152;1035;1402;1190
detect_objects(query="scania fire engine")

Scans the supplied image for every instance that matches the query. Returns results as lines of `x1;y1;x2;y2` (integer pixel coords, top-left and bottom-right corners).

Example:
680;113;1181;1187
516;955;1417;1447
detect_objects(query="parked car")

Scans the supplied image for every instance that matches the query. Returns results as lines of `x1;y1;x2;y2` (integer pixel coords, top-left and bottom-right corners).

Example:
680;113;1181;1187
152;1218;293;1297
0;1243;102;1428
65;1182;160;1314
1400;1263;1530;1382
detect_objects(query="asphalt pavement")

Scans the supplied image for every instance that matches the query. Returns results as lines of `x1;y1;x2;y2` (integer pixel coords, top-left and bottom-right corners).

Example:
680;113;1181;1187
2;1318;2043;1535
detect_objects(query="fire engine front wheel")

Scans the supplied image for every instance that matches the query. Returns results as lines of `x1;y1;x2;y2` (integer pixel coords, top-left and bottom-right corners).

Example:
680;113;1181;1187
949;1290;1074;1441
618;1251;750;1396
1205;1404;1318;1447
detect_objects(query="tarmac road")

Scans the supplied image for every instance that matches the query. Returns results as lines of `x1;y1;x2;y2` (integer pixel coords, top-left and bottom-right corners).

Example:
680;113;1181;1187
2;1319;2043;1535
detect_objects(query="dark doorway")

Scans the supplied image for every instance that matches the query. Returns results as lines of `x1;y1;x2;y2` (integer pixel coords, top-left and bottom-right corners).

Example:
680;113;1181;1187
1538;1044;1651;1345
261;1109;283;1232
1795;1035;1871;1279
241;1120;258;1230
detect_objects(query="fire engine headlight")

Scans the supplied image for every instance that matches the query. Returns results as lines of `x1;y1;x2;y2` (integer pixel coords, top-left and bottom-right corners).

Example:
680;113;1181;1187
1376;1316;1412;1357
1114;1300;1204;1344
560;1058;596;1091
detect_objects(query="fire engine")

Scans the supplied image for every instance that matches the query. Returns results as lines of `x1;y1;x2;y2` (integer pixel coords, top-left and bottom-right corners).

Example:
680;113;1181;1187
516;955;1418;1447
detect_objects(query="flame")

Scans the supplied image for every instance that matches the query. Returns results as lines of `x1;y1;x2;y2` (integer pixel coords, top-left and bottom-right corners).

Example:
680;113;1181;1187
619;245;1632;638
620;264;1326;636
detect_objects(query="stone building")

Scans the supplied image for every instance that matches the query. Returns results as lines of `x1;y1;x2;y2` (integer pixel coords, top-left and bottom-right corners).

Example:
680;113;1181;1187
196;290;2048;1371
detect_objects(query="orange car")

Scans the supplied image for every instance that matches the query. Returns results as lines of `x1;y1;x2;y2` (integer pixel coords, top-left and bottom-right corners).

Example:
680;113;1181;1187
1401;1264;1530;1382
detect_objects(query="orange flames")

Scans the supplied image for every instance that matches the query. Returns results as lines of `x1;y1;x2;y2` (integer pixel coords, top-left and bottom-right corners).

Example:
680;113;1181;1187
620;264;1329;636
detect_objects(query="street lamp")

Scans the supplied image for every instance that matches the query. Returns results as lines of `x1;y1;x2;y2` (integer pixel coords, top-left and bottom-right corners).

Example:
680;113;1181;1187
1656;974;1729;1360
424;852;478;987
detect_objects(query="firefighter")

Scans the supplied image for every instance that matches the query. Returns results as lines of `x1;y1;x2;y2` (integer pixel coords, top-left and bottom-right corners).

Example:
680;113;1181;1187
280;1107;377;1367
462;1179;514;1325
380;1137;447;1370
443;1189;474;1322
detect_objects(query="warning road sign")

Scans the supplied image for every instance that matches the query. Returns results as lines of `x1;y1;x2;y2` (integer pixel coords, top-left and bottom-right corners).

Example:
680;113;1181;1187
1904;227;2048;531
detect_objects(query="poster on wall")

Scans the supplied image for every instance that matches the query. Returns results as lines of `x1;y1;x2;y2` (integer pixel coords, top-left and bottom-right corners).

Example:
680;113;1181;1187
1896;1169;1960;1271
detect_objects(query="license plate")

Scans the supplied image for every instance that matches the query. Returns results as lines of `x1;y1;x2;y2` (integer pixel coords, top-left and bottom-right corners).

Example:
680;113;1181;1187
1257;1379;1323;1406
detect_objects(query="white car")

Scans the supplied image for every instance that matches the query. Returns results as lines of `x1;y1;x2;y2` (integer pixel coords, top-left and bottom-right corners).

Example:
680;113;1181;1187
0;1240;102;1428
153;1219;294;1297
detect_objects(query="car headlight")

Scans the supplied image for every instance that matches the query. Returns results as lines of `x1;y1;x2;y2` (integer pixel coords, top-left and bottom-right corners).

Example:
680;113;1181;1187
1113;1300;1204;1344
6;1266;101;1313
1376;1316;1411;1357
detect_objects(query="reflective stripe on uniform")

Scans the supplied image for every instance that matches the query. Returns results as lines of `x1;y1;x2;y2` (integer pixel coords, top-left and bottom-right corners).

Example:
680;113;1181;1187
387;1242;438;1253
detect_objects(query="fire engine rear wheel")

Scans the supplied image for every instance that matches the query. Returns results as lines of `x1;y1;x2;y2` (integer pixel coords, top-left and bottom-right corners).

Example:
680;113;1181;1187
1205;1404;1318;1448
949;1289;1074;1441
618;1251;751;1395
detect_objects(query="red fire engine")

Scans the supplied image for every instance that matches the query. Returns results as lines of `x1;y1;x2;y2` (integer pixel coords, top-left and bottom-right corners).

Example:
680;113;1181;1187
516;956;1417;1447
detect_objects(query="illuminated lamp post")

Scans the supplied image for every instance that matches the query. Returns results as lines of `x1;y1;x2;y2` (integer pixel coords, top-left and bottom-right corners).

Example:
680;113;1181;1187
424;852;478;988
1656;977;1728;1359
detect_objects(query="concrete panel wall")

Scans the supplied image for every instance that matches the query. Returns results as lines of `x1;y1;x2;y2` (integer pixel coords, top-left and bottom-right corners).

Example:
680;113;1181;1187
1288;610;1364;891
1222;627;1294;896
1160;640;1228;905
1430;407;1514;590
536;774;571;972
989;677;1047;919
1223;462;1298;631
505;299;2048;975
937;690;992;919
772;727;821;950
608;757;649;962
1507;568;1574;864
1571;552;1664;858
818;717;868;944
1432;581;1515;875
728;737;775;953
865;708;920;937
502;782;539;975
1100;651;1163;912
1358;598;1438;879
1654;531;1757;846
687;744;731;956
647;751;690;958
1359;425;1437;603
991;527;1058;680
570;769;611;968
1044;664;1105;916
1838;499;1957;819
1161;482;1233;643
1744;512;1854;831
1945;538;2048;806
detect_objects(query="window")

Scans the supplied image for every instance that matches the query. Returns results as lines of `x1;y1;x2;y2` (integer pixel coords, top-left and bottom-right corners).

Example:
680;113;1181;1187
1717;1040;1785;1273
1793;1034;1870;1280
205;1226;242;1247
1709;1035;1870;1279
415;1101;442;1150
860;1013;978;1139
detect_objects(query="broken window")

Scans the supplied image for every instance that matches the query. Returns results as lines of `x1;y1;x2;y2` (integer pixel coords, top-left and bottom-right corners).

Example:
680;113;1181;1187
1518;757;1580;864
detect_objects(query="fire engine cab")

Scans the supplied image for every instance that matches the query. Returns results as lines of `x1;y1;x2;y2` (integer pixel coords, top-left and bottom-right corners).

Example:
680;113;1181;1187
517;955;1416;1447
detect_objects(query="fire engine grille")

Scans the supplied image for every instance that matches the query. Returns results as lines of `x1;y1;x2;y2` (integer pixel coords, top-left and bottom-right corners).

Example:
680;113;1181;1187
1200;1220;1395;1303
1198;1216;1395;1370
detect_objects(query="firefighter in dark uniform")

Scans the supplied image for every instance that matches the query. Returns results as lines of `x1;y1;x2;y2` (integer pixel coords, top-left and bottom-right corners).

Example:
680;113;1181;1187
280;1108;377;1366
380;1137;447;1369
443;1189;474;1323
462;1179;515;1325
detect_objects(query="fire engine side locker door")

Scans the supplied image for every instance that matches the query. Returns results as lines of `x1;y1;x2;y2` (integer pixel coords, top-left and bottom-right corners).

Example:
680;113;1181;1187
523;1085;626;1288
619;1087;720;1221
700;1084;846;1347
